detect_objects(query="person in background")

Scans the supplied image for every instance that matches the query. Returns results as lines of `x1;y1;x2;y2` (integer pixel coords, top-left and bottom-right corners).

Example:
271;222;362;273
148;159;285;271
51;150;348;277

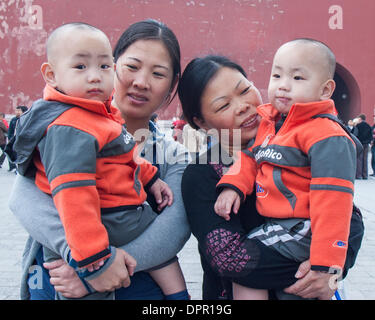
7;106;28;171
172;115;187;143
0;113;8;168
7;106;28;140
1;112;9;128
347;119;354;132
371;114;375;177
353;113;373;179
150;113;159;125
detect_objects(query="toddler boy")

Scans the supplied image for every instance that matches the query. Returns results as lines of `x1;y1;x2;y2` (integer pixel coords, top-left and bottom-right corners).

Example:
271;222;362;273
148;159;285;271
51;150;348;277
215;39;356;299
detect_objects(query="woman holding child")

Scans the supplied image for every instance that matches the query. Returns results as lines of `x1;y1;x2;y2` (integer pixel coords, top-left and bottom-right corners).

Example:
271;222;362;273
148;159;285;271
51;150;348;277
10;19;190;300
179;54;360;300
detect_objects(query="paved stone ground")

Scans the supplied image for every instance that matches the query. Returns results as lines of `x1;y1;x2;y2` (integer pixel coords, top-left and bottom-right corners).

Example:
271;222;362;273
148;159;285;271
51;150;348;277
1;157;374;300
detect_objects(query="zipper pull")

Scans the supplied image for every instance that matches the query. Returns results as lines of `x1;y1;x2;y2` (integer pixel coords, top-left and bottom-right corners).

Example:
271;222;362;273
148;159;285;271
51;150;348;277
261;134;273;148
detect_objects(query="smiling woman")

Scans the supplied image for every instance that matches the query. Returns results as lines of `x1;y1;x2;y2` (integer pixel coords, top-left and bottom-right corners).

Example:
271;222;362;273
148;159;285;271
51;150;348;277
112;20;180;136
113;39;175;130
197;67;261;154
179;56;262;157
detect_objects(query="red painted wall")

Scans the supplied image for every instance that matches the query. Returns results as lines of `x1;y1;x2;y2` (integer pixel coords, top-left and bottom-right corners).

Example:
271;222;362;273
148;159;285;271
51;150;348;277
1;0;374;122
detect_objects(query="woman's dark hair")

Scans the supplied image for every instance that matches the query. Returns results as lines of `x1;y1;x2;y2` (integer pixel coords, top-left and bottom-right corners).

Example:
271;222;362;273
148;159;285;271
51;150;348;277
113;19;181;102
178;55;247;130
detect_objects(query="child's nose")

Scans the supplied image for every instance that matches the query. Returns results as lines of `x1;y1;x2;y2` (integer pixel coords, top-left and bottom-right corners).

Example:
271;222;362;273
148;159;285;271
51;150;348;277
278;78;290;91
88;69;101;82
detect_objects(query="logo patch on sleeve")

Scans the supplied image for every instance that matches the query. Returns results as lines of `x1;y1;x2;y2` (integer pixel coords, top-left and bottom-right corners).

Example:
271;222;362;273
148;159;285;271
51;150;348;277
333;240;347;248
255;182;268;198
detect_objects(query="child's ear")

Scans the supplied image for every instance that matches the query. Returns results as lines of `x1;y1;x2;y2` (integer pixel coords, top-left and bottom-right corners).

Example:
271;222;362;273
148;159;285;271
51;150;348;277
40;62;57;88
320;79;336;100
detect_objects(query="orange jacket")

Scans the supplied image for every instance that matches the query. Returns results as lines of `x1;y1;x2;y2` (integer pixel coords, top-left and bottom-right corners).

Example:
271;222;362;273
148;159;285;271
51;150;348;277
218;100;356;271
31;85;158;267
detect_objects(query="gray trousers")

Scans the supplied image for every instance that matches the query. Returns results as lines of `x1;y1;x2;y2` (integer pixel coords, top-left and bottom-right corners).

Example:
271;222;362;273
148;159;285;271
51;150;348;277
356;144;369;179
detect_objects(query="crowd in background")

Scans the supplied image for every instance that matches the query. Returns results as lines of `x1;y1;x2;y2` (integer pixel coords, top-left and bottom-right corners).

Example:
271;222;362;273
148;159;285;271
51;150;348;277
347;113;375;179
0;106;28;171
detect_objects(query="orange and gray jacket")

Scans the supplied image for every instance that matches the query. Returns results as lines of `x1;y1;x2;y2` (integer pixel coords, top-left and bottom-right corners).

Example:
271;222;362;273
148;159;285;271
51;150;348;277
12;85;159;267
217;100;356;272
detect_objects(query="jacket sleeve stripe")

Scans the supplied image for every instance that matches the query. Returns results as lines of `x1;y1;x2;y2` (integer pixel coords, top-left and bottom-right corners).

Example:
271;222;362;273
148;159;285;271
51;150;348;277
52;179;96;197
311;177;354;190
310;184;354;195
50;172;96;191
75;247;111;268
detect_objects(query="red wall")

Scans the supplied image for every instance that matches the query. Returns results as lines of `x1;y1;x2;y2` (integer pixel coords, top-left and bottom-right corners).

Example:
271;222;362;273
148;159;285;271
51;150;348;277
1;0;374;122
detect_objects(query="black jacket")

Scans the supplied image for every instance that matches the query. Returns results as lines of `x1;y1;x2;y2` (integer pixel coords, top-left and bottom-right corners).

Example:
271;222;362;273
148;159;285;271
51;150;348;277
355;121;373;145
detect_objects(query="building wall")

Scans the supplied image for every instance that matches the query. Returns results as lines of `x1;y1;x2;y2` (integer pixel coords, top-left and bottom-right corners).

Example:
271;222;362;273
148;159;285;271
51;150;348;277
1;0;374;122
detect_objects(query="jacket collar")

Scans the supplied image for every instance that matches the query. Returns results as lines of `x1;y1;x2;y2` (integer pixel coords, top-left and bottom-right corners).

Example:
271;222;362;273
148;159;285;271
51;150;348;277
257;99;338;123
43;85;124;124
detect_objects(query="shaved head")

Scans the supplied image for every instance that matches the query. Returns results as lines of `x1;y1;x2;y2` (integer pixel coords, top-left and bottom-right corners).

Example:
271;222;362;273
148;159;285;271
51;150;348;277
278;38;336;80
46;22;109;64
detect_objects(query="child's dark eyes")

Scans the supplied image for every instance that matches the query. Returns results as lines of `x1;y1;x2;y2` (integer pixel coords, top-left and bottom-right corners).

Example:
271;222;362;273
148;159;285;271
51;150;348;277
272;74;280;78
294;75;305;80
101;64;111;69
74;64;86;70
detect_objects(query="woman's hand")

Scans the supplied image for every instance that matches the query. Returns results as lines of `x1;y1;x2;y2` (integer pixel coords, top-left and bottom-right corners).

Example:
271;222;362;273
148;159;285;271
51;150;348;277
284;260;337;300
44;259;88;299
44;248;137;297
87;248;136;292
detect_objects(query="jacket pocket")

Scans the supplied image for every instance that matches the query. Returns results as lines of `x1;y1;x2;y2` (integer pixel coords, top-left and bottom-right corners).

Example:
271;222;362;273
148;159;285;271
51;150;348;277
272;167;297;213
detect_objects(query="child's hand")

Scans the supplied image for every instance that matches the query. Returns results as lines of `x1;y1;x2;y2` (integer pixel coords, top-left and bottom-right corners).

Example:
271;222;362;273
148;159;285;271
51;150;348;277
214;188;241;221
86;259;105;272
149;178;174;211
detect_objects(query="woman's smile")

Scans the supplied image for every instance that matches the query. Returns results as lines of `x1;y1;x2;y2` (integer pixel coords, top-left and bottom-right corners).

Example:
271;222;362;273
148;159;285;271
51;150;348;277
240;113;260;130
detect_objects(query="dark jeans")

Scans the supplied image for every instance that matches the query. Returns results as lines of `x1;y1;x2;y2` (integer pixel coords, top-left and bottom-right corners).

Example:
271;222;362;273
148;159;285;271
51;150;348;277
356;144;369;179
28;247;164;300
0;144;15;170
371;144;375;175
0;144;6;166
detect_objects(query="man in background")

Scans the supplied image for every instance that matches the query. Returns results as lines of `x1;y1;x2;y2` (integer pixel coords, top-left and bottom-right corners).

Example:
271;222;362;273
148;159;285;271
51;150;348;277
7;105;28;171
0;113;8;168
371;114;375;177
353;113;373;179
